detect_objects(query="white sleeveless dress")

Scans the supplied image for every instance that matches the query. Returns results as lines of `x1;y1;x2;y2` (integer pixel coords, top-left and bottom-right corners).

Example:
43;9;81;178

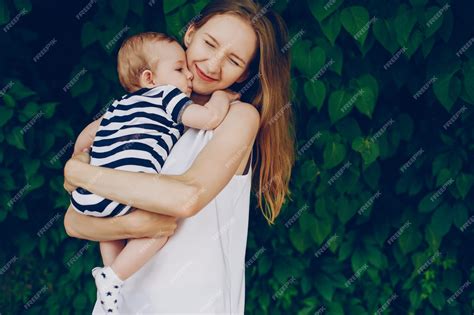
92;128;252;314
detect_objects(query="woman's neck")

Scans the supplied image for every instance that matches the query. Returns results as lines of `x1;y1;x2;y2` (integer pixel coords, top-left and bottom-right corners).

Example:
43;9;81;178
191;92;211;105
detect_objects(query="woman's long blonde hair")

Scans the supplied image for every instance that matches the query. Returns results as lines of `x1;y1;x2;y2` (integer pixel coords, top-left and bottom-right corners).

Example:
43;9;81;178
191;0;295;225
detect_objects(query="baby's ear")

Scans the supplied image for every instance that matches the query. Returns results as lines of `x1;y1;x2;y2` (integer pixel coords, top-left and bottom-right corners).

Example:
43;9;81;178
139;70;155;88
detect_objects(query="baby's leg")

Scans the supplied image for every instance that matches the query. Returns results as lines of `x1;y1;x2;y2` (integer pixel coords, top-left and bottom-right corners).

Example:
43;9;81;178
93;238;167;313
100;240;126;266
111;237;169;281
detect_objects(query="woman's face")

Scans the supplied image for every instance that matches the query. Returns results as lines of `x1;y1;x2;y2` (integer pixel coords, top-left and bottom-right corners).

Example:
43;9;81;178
184;14;258;95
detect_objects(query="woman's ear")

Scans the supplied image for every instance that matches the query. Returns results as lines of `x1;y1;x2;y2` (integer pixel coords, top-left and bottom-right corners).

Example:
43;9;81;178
184;24;196;48
139;70;155;88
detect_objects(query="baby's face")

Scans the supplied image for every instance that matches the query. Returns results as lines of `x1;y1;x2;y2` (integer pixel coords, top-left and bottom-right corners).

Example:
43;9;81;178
150;41;193;96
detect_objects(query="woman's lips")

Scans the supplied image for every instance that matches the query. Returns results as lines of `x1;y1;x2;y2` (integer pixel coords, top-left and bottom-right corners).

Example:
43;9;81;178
195;64;217;82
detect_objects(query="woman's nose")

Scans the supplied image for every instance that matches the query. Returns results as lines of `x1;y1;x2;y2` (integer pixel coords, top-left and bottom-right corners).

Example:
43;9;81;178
207;52;224;74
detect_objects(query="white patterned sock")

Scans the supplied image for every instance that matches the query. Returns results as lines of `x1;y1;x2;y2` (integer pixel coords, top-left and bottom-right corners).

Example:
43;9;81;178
92;266;124;313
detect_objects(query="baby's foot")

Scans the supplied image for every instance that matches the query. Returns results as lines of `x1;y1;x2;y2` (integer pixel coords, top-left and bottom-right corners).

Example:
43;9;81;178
92;266;123;313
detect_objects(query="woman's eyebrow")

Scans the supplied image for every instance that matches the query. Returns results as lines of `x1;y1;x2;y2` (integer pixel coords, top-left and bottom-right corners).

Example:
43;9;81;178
205;33;246;65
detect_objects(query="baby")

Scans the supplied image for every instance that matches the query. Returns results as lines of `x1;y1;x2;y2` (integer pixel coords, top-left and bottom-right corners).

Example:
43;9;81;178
70;32;239;313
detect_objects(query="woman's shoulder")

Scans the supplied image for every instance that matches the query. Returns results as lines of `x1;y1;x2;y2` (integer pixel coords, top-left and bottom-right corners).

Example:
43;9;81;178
226;101;260;130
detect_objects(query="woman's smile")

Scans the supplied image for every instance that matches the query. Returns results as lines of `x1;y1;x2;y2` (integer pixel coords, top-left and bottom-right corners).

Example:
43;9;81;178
194;63;218;82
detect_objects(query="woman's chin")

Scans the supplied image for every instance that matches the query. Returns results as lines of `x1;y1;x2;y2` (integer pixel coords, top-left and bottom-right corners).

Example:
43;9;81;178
191;82;216;95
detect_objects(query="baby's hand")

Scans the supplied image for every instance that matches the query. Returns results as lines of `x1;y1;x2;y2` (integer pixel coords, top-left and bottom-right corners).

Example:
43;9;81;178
213;89;240;103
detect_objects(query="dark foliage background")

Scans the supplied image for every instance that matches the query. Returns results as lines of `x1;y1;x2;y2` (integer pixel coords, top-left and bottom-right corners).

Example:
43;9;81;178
0;0;473;314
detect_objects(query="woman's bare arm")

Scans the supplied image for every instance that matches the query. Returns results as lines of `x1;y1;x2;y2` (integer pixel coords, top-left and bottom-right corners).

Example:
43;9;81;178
64;102;260;218
64;205;178;241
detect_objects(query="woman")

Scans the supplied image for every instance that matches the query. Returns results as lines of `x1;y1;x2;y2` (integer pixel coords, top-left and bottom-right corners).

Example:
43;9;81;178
63;0;295;313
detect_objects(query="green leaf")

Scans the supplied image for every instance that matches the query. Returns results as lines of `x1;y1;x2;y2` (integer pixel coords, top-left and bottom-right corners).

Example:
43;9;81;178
373;19;399;54
436;168;451;187
258;254;271;276
9;81;36;100
356;74;379;99
304;80;326;111
289;228;312;253
291;40;312;75
0;107;13;127
19;102;40;122
6;127;26;150
22;159;40;178
14;0;32;11
456;173;474;199
418;194;441;213
429;204;452;238
340;6;370;45
29;174;45;190
310;218;332;245
163;0;187;14
365;245;385;269
81;22;99;48
73;293;88;310
70;73;93;97
323;141;346;169
42;102;59;119
112;0;129;20
398;229;422;254
355;87;375;118
452;203;468;229
405;28;424;58
338;241;353;261
433;74;461;112
328;90;351;123
429;289;445;310
308;0;343;22
352;137;380;165
320;12;341;45
314;274;335;301
351;247;367;272
337;202;356;224
394;7;417;46
0;1;10;25
3;93;16;108
306;47;327;78
336;117;361;142
424;6;445;38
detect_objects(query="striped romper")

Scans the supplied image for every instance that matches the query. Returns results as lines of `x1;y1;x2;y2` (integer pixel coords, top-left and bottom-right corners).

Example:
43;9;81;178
71;84;193;217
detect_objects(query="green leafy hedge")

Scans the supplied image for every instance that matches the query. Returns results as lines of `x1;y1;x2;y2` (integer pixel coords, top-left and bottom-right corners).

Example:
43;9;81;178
0;0;473;314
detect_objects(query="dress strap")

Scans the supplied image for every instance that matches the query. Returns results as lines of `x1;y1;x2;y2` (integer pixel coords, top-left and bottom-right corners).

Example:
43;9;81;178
242;149;253;176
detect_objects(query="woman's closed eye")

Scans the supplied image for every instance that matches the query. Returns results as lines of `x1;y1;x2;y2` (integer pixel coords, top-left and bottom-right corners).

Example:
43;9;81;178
204;40;215;48
205;39;241;67
228;58;240;66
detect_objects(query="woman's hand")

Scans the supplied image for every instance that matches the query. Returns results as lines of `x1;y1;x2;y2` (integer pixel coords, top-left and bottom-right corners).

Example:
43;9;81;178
221;89;241;102
64;151;91;194
64;206;178;241
127;209;179;238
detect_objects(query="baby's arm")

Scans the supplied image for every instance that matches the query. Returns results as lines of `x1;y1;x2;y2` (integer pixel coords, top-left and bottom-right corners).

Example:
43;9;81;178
73;116;104;154
181;90;239;130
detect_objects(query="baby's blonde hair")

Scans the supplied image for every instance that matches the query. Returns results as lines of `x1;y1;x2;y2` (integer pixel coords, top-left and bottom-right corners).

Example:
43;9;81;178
117;32;176;92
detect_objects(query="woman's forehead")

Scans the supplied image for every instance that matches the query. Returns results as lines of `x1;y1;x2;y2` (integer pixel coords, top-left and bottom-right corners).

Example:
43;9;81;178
198;14;258;61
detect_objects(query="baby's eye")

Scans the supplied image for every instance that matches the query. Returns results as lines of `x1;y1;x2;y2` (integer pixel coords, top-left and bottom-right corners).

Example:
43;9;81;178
176;67;183;71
